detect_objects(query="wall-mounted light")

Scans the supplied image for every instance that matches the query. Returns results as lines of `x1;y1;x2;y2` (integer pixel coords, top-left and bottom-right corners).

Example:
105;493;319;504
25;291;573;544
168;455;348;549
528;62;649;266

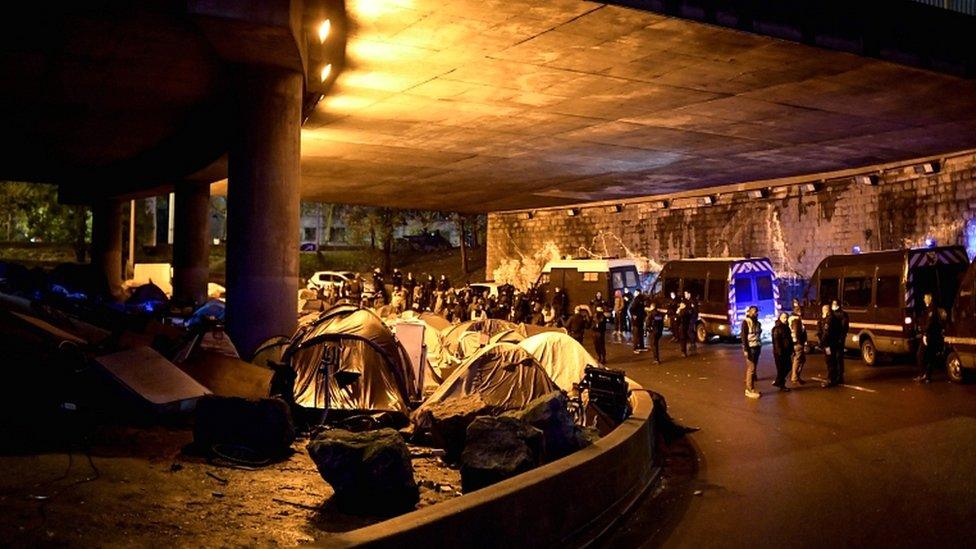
747;188;771;199
699;195;717;206
522;211;533;220
854;174;879;186
914;161;940;175
608;204;624;213
320;63;333;82
317;19;332;42
801;181;823;193
654;199;671;209
567;208;579;217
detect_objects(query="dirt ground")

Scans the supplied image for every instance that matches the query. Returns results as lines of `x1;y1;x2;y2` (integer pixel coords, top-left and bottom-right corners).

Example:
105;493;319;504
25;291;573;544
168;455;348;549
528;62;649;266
0;425;461;547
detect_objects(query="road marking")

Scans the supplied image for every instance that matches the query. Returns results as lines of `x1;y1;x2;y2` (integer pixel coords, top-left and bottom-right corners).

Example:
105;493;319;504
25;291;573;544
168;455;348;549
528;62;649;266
810;376;878;393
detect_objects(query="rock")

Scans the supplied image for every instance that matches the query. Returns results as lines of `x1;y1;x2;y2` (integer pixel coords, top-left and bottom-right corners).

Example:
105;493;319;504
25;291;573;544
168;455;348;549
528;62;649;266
416;393;495;462
574;425;601;448
193;396;295;458
460;416;544;493
503;390;578;461
307;428;419;516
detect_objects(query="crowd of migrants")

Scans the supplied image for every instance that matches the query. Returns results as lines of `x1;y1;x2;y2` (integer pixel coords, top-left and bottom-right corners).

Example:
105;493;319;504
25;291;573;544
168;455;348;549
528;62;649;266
309;269;706;367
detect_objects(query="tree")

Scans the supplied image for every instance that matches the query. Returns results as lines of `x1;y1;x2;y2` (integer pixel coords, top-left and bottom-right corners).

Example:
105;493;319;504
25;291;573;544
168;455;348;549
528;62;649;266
341;206;408;272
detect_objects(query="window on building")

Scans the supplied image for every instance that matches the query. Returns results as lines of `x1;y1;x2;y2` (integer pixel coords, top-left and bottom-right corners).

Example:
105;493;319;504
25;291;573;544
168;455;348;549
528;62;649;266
734;277;753;302
820;278;839;304
876;276;901;308
843;277;872;308
756;276;774;301
707;278;727;303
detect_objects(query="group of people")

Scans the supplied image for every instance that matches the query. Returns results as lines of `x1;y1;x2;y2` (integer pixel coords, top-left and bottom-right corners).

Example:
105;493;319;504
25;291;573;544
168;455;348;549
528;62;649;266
741;293;946;399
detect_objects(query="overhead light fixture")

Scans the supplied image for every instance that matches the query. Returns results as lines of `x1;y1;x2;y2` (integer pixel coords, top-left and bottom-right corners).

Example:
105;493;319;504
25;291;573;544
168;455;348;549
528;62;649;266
567;208;579;217
317;19;332;42
522;211;534;220
914;161;940;175
320;63;332;82
854;174;879;186
608;204;624;213
700;195;717;206
747;188;771;199
654;199;671;209
801;181;824;193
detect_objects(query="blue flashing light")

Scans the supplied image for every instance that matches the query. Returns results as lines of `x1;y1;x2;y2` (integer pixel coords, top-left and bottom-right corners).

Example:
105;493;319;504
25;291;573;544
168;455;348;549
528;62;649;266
924;237;937;248
852;246;861;254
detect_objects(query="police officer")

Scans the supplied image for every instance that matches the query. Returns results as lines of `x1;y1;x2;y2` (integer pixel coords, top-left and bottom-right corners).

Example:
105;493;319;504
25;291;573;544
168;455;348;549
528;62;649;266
648;306;665;365
629;289;647;354
741;305;763;399
788;299;807;385
592;306;609;364
914;292;946;383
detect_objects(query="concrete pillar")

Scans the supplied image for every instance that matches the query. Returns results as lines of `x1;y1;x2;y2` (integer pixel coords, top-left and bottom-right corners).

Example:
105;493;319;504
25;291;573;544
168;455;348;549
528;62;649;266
91;199;123;299
173;182;211;307
226;66;302;358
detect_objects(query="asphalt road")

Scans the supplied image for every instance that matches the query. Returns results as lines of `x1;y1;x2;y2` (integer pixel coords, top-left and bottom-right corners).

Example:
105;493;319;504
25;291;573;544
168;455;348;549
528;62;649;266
595;337;976;548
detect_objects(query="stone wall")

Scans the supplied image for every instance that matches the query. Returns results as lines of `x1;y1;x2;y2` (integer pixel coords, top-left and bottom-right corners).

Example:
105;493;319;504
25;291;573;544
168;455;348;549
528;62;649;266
487;154;976;288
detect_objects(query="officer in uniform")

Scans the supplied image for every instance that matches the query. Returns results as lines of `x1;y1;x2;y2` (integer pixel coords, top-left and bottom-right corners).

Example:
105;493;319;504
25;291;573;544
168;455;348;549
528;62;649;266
914;293;946;383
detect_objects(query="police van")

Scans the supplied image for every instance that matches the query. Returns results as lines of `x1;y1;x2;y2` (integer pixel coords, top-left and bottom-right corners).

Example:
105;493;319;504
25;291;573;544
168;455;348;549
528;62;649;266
801;246;969;366
536;258;641;313
650;257;780;342
945;258;976;383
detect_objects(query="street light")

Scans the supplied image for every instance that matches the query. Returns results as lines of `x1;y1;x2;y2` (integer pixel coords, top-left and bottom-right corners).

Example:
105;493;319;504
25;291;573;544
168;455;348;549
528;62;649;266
317;19;331;43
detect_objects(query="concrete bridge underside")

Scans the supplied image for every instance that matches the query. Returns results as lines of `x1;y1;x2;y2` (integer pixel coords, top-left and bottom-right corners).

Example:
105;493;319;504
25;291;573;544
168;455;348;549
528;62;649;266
1;0;975;355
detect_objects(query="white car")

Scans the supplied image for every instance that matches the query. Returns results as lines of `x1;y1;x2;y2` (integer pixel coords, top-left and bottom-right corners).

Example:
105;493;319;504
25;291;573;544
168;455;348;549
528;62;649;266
307;270;357;292
469;282;502;299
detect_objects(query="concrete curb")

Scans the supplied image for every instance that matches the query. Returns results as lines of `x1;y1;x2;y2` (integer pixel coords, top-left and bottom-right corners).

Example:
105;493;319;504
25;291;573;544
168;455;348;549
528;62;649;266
328;387;657;548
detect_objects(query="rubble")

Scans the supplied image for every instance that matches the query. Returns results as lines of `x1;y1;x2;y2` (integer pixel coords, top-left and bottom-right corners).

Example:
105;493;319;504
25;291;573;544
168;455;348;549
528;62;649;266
307;428;419;516
459;416;544;493
193;396;295;459
502;390;579;461
416;393;496;462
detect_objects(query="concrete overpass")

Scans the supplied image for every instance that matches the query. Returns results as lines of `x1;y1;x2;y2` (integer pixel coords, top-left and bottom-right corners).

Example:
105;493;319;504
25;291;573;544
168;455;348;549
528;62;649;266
2;0;975;355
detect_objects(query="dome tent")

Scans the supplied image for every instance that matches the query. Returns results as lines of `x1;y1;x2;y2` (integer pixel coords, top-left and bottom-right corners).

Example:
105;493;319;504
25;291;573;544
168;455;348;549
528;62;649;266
413;342;560;428
285;304;415;419
441;318;520;357
519;332;602;393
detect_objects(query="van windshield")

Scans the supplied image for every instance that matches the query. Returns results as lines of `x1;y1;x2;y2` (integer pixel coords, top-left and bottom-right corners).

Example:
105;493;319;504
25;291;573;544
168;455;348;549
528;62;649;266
734;278;753;301
755;276;774;301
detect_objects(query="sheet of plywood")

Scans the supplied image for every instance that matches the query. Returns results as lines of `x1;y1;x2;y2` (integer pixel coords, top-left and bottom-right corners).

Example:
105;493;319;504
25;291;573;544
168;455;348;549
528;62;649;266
96;346;210;410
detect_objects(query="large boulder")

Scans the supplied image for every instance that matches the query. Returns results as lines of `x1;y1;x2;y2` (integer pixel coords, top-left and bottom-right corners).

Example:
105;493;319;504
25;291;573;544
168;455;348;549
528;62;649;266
415;393;494;462
503;390;579;461
193;396;294;458
460;416;544;493
307;428;419;516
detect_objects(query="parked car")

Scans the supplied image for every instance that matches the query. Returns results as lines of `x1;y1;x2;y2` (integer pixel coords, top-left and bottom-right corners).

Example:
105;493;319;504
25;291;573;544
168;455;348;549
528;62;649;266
536;258;642;313
469;282;502;299
650;257;780;342
942;257;976;383
801;245;968;366
306;270;357;292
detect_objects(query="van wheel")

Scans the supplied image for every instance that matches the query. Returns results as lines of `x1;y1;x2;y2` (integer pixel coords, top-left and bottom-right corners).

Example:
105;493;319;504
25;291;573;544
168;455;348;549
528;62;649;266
860;338;877;366
696;323;708;344
947;352;968;384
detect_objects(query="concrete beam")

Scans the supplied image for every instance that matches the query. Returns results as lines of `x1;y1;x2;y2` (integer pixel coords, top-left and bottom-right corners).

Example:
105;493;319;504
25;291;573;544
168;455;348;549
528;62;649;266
225;66;302;358
172;182;212;307
90;199;123;300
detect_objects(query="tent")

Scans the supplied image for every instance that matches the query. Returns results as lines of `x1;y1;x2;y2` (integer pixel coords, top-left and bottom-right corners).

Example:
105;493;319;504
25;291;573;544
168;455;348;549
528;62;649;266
251;336;290;368
520;323;567;338
386;318;452;391
489;328;525;345
284;304;415;417
418;312;450;331
125;282;169;314
414;343;560;426
519;332;602;393
441;318;519;357
187;299;226;329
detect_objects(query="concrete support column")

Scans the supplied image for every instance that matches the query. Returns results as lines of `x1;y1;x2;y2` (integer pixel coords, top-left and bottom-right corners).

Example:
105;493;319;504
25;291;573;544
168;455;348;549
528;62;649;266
226;66;302;358
91;199;123;299
173;182;211;307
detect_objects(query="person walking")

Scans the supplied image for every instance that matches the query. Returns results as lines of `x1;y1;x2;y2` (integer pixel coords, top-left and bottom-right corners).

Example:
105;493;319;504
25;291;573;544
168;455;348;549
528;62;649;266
648;306;664;365
592;306;609;364
830;299;850;385
612;290;625;342
629;289;647;354
771;312;793;391
566;305;588;344
684;291;700;352
818;304;842;388
914;292;946;383
675;301;690;357
788;299;807;385
741;305;763;399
